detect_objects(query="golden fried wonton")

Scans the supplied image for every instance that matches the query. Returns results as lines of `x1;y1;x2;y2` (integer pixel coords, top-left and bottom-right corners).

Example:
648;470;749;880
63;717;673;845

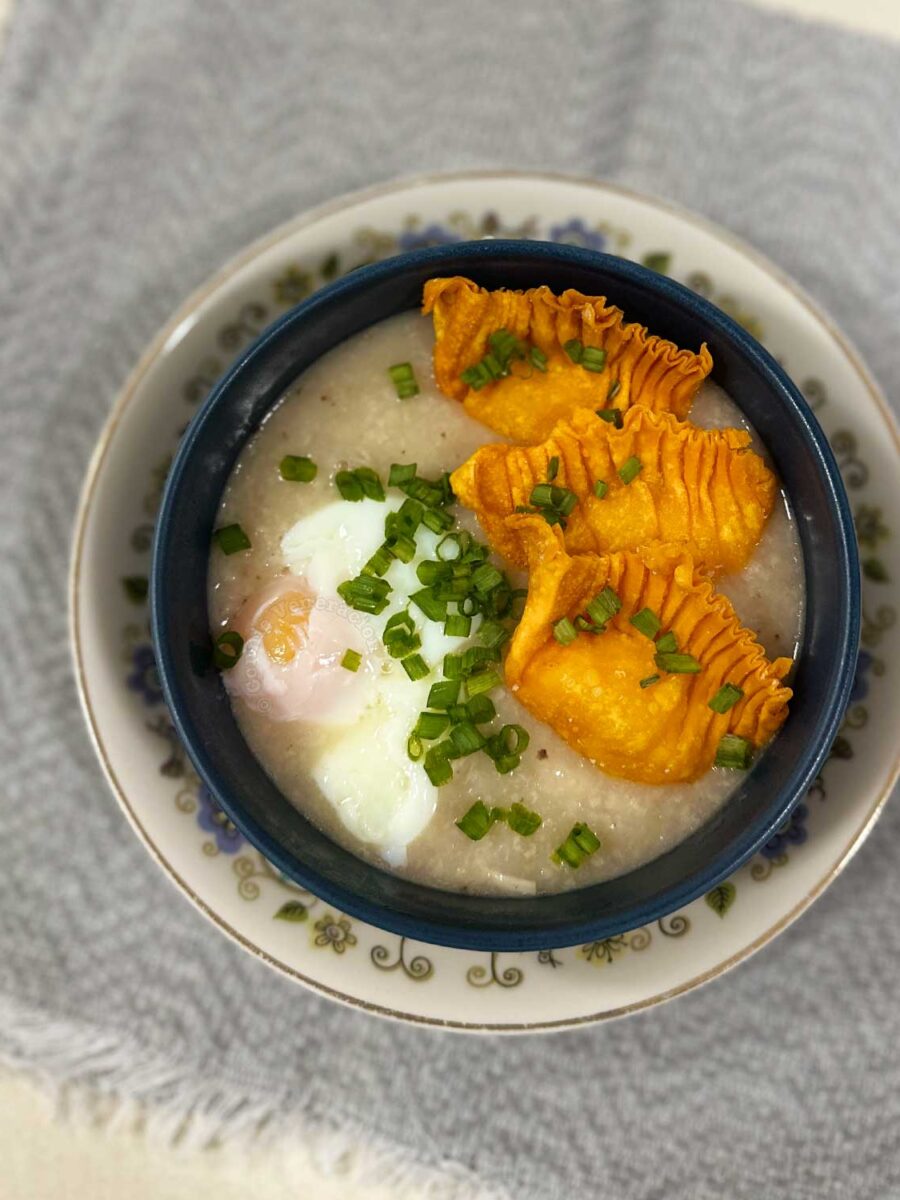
451;406;776;576
504;516;792;784
422;276;713;441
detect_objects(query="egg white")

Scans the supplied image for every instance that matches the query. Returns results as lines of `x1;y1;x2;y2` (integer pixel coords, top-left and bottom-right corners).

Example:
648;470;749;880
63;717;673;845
279;497;484;866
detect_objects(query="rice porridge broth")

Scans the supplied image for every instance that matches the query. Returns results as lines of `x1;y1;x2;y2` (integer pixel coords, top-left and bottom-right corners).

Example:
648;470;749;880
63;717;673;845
208;311;805;896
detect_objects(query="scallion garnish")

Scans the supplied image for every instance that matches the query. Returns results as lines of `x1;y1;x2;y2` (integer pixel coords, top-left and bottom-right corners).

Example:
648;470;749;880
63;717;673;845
465;694;496;724
388;462;417;487
640;674;661;688
472;562;504;596
563;338;584;364
530;346;548;372
456;800;494;841
552;822;601;868
547;455;560;482
449;721;487;757
487;724;530;757
337;574;392;614
213;630;244;670
460;644;501;675
422;507;454;534
630;607;661;640
596;407;623;428
478;619;509;650
401;653;430;681
335;470;364;502
410;587;446;622
715;733;753;770
414;712;451;740
444;612;472;638
424;745;454;786
655;651;702;674
527;482;579;529
618;456;643;485
708;683;745;714
354;467;385;501
506;802;542;837
607;379;621;402
553;617;577;645
466;667;502;696
362;543;394;577
460;362;491;391
388;362;419;399
586;586;621;628
214;524;251;555
385;531;416;563
340;649;362;672
581;346;607;373
442;653;464;680
279;455;317;483
655;630;678;654
387;497;424;539
427;679;461;710
593;479;608;499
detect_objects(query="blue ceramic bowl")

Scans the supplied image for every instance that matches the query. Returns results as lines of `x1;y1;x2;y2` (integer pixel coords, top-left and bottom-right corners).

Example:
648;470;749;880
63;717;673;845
151;240;859;952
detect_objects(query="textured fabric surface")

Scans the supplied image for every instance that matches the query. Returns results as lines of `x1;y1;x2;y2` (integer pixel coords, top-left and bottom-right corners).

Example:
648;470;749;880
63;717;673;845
2;1;900;1196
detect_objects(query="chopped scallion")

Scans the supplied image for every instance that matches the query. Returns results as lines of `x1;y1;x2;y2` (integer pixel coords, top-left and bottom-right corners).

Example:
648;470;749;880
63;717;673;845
424;746;454;786
708;683;745;714
553;617;577;645
530;346;548;372
596;407;624;428
388;362;419;399
618;456;643;485
414;712;451;740
472;562;504;596
715;733;753;770
427;679;461;709
586;586;621;628
353;467;385;501
640;674;661;689
655;630;678;654
444;612;472;638
340;649;362;672
407;735;424;762
607;379;621;402
388;462;417;487
630;607;661;640
456;800;494;841
213;630;244;670
466;667;502;696
449;721;487;757
563;338;584;364
552;822;601;869
655;651;702;674
581;346;607;373
593;479;608;499
465;694;496;724
279;455;317;483
547;455;560;482
410;587;447;622
214;524;251;555
335;470;364;502
401;653;430;681
506;802;542;837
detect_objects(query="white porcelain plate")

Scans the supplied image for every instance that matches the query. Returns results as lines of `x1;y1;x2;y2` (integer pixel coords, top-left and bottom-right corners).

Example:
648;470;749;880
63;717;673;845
70;172;900;1031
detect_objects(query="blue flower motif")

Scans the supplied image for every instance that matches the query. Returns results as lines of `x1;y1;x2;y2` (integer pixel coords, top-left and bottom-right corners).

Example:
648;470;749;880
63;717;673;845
850;649;873;703
126;643;163;706
760;802;808;860
548;218;607;252
397;224;463;252
196;784;245;854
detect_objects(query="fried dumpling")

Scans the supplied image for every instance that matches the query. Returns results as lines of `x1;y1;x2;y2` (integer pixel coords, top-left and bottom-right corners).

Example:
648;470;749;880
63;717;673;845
451;406;776;576
422;276;712;441
504;516;792;784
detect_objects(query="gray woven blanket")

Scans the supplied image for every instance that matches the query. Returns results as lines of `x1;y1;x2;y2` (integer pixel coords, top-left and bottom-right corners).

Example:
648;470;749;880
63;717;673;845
2;1;899;1196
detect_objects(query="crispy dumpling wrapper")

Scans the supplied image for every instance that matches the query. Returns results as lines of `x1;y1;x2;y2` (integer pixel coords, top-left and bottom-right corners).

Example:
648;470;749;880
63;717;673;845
451;406;776;576
422;276;713;441
505;517;792;785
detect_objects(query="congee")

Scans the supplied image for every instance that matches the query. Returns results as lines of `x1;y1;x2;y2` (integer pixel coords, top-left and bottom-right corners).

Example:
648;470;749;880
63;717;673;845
207;278;803;896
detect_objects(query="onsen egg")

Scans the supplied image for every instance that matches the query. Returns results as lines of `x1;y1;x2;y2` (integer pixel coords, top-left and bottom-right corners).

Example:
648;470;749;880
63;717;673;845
220;497;489;867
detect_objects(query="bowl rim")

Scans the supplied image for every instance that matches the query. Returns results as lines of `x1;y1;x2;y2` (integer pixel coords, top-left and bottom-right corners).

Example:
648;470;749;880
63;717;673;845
151;239;860;951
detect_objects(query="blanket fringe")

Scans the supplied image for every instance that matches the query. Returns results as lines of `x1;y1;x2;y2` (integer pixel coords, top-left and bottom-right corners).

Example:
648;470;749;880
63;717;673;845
0;997;508;1199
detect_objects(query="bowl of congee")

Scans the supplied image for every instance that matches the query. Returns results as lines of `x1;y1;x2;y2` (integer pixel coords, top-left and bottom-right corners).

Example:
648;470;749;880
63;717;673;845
151;240;859;951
